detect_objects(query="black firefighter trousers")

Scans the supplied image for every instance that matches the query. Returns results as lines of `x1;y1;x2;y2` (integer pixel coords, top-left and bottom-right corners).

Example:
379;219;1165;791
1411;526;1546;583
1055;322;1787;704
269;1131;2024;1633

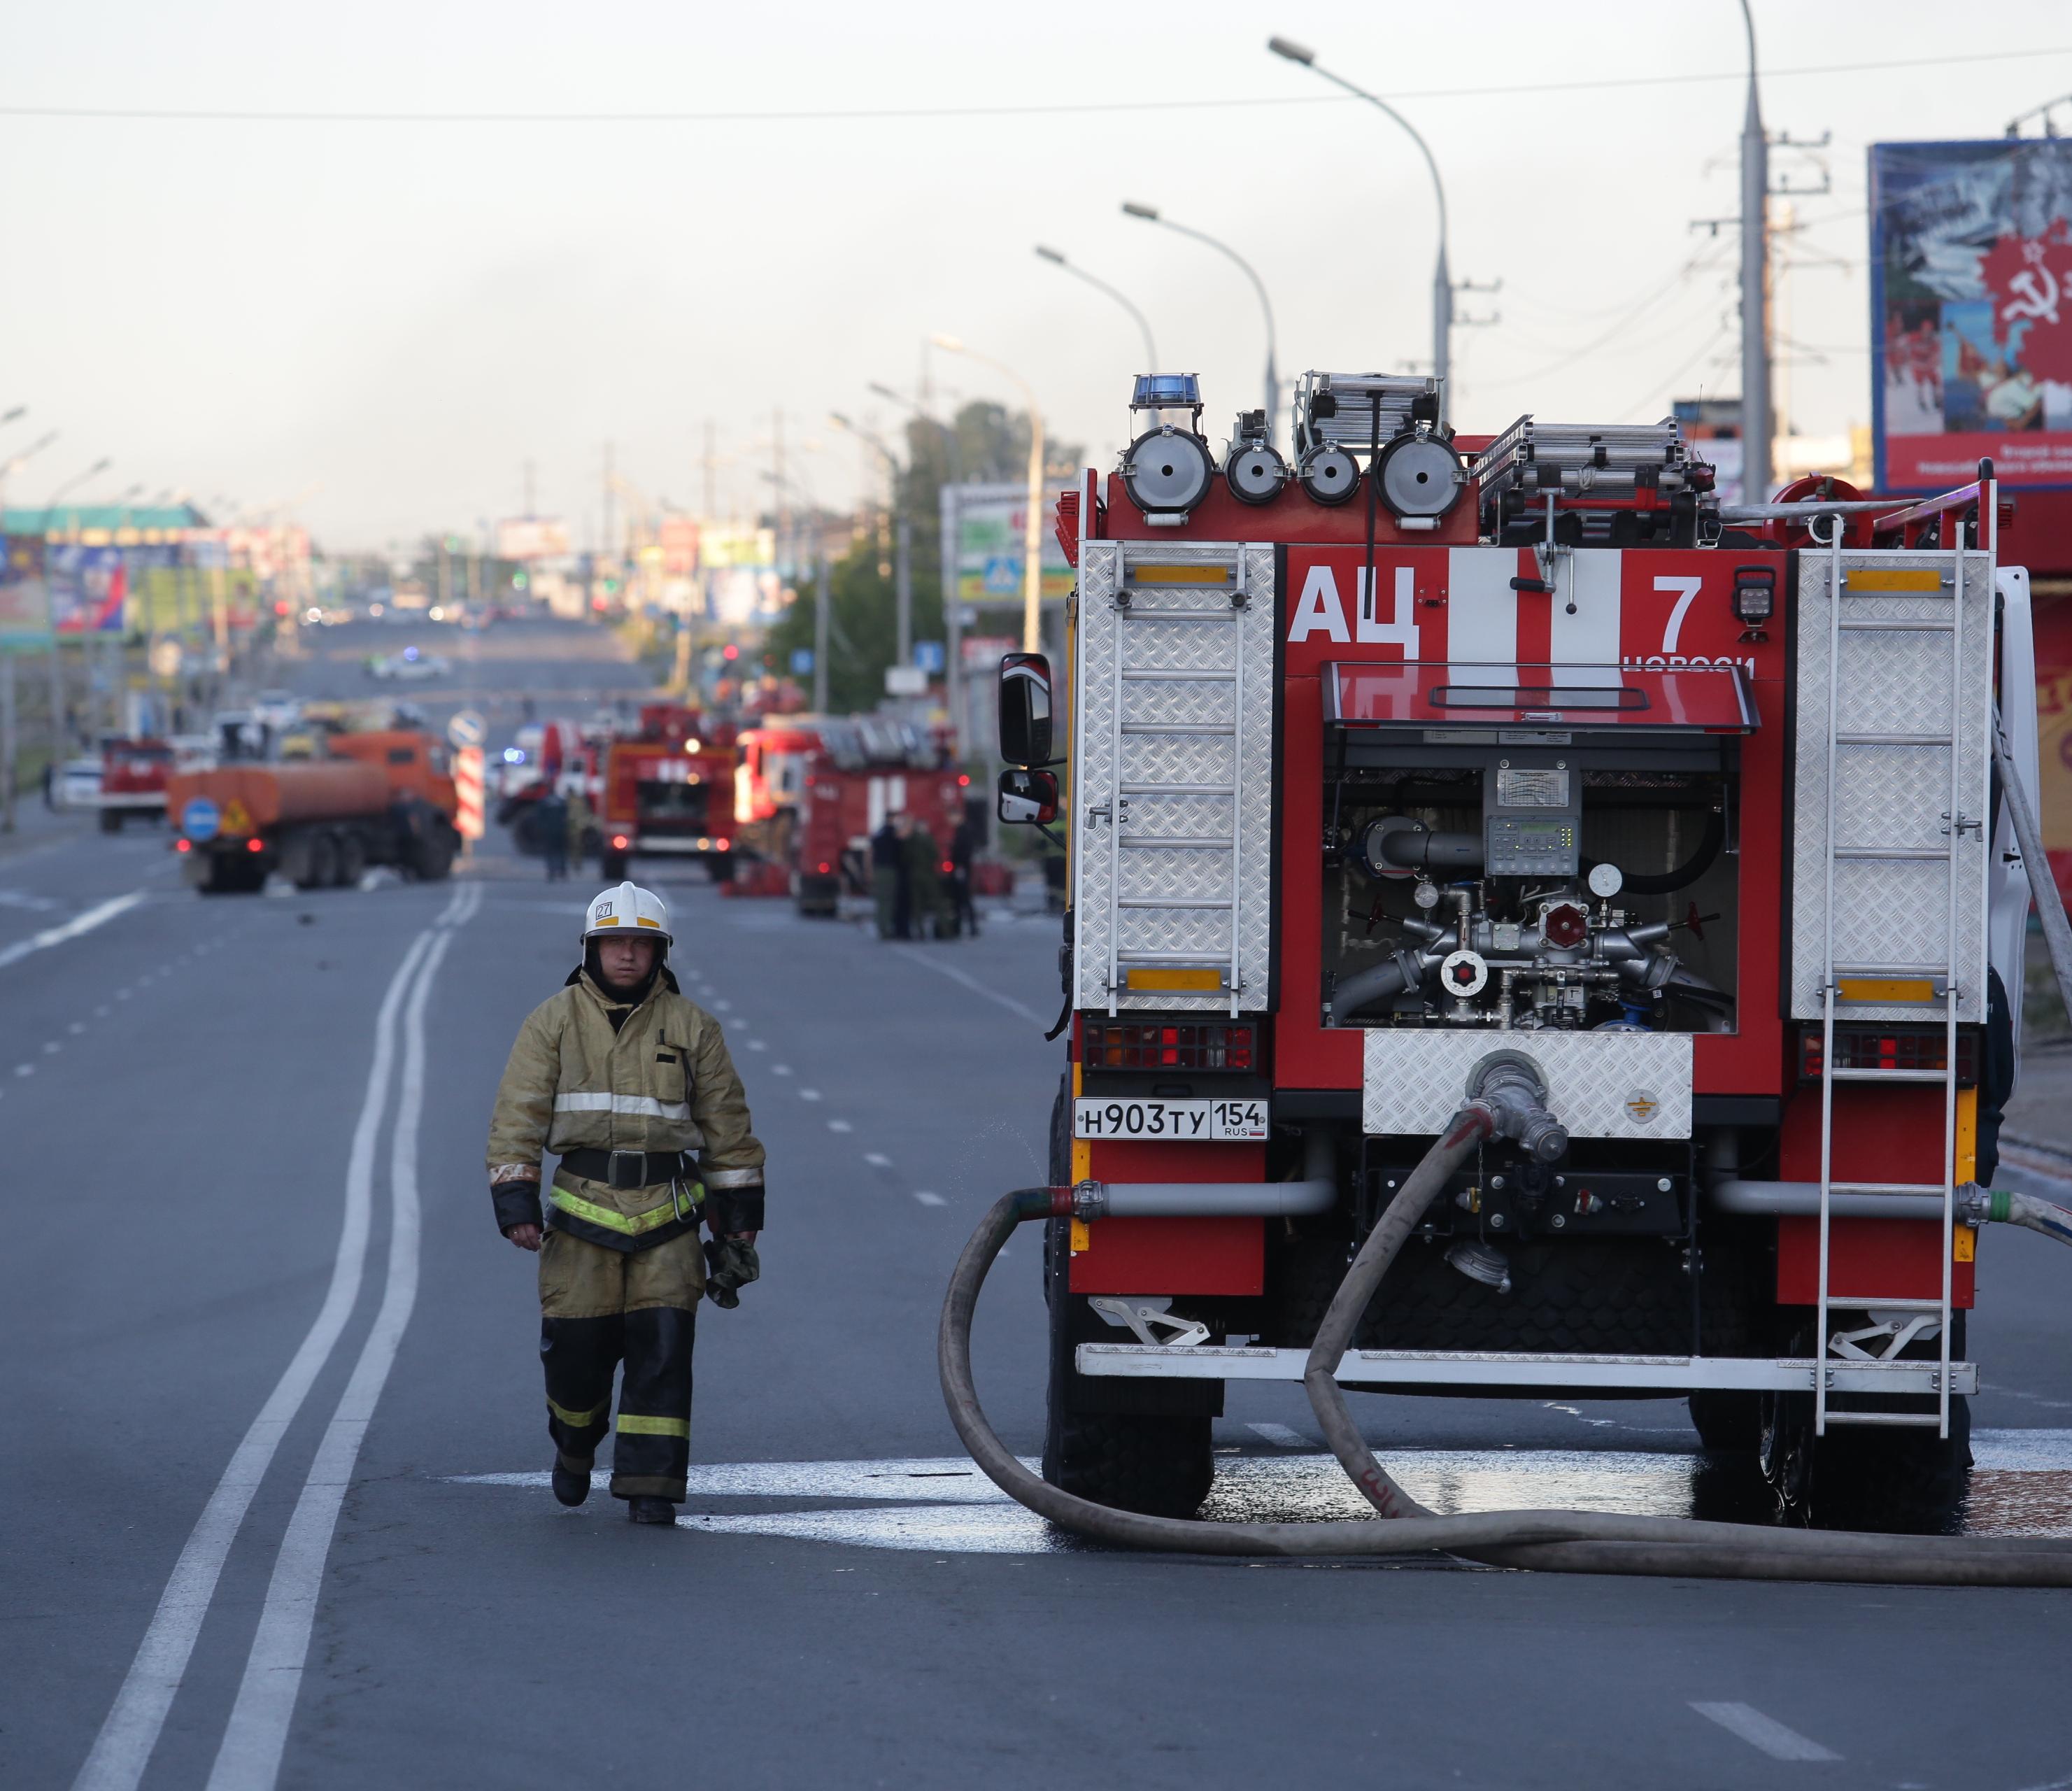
538;1226;700;1502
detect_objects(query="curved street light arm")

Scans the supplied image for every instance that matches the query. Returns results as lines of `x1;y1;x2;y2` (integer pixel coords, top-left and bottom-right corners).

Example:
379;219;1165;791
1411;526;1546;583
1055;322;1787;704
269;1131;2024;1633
1034;248;1159;370
1282;60;1448;253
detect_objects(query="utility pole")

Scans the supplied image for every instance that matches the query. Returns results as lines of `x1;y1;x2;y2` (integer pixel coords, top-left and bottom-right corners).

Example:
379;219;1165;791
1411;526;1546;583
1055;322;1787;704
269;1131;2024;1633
1738;0;1772;501
602;443;616;578
812;548;830;716
895;516;914;670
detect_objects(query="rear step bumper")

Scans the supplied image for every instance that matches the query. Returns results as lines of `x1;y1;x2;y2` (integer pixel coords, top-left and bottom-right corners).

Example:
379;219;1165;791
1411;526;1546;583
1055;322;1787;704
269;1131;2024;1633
1076;1344;1975;1396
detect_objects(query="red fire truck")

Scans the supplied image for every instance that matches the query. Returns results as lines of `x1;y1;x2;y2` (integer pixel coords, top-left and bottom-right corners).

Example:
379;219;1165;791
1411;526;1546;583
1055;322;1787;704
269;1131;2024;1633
737;716;967;916
597;704;742;882
993;371;2042;1531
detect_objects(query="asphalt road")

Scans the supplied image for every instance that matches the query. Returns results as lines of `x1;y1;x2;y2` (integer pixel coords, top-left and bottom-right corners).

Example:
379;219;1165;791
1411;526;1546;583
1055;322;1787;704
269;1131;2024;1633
10;619;2072;1791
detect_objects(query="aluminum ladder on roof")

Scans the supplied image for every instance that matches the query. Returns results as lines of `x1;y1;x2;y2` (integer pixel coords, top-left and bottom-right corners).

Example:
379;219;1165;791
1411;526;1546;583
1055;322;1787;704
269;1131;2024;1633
1810;520;1980;1439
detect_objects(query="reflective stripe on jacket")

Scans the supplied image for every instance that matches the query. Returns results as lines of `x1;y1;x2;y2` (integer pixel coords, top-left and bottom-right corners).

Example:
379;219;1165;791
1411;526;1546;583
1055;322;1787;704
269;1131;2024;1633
486;968;765;1251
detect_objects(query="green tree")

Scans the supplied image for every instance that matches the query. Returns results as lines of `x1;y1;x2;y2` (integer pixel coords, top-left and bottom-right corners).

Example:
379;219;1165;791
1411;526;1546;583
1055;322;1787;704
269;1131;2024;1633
765;401;1079;718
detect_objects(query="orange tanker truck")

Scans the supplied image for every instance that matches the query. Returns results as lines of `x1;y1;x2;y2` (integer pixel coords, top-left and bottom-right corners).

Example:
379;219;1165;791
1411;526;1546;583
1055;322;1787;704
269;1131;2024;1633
167;730;462;894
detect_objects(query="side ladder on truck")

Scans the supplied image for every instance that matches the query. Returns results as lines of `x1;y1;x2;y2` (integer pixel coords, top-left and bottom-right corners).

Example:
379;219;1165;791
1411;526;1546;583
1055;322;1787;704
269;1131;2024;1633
1073;539;1275;1024
1811;515;1988;1439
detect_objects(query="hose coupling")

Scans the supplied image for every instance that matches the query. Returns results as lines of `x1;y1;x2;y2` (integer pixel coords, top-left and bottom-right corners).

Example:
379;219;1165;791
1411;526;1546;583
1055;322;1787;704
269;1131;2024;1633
1465;1049;1569;1165
1070;1180;1109;1221
1957;1182;2013;1225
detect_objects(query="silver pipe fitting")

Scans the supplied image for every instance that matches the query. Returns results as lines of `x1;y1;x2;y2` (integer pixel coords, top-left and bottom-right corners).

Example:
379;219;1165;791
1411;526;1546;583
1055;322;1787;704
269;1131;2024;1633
1070;1179;1337;1219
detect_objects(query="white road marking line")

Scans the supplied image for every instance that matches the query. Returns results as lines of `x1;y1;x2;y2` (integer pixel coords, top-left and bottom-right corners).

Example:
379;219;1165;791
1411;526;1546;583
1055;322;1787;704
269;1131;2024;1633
116;989;131;1000
913;1191;946;1207
94;1005;110;1017
1689;1703;1840;1762
711;998;732;1011
864;1152;893;1168
772;1064;793;1077
0;889;146;972
206;915;462;1791
889;944;1047;1026
69;927;438;1791
745;1040;767;1052
15;1064;34;1077
1248;1423;1310;1448
69;1021;85;1034
828;1119;853;1133
799;1088;821;1101
43;1040;62;1054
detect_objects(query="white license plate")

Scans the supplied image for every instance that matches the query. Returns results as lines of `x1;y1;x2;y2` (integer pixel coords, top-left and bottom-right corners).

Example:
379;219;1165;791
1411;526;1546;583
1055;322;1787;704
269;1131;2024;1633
1072;1097;1268;1142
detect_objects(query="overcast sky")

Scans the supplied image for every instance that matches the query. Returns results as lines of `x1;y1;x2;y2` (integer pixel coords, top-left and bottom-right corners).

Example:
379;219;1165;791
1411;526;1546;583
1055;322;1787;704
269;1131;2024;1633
3;1;2069;551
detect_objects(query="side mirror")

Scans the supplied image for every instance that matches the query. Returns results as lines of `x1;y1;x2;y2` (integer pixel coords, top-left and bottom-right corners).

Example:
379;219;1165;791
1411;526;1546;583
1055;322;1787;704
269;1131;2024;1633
998;652;1053;766
997;767;1059;827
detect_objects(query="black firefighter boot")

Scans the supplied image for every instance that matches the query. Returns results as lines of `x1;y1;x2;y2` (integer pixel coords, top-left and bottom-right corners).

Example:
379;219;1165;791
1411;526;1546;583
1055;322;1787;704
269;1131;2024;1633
552;1455;592;1507
627;1496;677;1525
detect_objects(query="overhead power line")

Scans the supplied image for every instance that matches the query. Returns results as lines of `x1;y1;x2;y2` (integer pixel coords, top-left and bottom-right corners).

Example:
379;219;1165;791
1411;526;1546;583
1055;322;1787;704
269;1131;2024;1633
0;45;2066;125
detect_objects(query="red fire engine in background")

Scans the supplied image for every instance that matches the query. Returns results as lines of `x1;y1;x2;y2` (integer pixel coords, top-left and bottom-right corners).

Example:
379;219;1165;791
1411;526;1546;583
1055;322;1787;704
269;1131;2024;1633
987;369;2043;1532
598;703;743;882
737;715;970;916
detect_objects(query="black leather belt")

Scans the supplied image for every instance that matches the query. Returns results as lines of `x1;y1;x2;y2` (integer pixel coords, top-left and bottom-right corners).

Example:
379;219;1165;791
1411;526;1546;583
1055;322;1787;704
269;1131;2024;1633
558;1147;691;1191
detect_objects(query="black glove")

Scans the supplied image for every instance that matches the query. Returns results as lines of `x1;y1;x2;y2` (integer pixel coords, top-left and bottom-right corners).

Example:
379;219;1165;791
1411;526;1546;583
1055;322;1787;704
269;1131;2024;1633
702;1237;760;1308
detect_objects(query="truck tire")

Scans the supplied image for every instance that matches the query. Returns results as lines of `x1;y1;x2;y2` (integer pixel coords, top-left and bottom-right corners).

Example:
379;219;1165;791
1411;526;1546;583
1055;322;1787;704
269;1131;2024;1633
305;830;340;891
99;809;122;834
1760;1313;1972;1531
709;854;737;886
601;849;629;882
1038;1072;1216;1521
415;824;457;882
336;830;367;887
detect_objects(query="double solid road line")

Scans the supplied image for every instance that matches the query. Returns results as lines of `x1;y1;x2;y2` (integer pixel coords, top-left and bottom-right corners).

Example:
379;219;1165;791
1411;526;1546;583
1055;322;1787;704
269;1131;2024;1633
73;880;483;1791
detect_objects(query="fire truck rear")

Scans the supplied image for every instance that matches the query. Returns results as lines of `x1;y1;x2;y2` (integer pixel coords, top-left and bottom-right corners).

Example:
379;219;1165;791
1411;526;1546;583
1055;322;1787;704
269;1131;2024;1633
599;703;741;882
995;371;2038;1529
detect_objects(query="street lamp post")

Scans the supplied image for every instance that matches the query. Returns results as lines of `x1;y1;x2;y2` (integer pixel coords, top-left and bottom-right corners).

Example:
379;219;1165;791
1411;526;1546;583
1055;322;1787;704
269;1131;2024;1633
1737;0;1773;500
762;467;830;714
830;411;913;670
1120;203;1278;435
930;335;1046;656
1268;36;1453;392
1033;246;1160;371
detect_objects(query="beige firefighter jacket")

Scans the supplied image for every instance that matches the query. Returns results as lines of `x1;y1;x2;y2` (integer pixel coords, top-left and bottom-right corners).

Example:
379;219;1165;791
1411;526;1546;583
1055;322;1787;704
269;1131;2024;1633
485;968;765;1250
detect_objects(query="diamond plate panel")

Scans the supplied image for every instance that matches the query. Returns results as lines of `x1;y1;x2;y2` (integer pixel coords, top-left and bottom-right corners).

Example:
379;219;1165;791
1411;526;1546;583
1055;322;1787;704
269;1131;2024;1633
1363;1031;1693;1139
1074;539;1275;1014
1790;549;1994;1021
1123;679;1237;728
1831;747;1946;851
1126;735;1236;788
1117;847;1232;903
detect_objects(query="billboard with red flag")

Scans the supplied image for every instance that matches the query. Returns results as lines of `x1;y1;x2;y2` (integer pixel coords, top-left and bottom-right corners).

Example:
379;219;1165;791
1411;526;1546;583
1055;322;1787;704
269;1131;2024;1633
1873;139;2072;490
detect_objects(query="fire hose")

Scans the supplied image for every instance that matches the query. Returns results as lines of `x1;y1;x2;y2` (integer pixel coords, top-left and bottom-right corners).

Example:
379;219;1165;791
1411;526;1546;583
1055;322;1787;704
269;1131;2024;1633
937;1045;2072;1585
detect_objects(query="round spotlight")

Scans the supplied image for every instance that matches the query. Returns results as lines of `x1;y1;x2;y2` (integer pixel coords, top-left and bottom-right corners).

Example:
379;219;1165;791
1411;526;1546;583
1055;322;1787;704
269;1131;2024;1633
1375;432;1464;521
1296;443;1361;507
1123;427;1215;514
1225;441;1289;507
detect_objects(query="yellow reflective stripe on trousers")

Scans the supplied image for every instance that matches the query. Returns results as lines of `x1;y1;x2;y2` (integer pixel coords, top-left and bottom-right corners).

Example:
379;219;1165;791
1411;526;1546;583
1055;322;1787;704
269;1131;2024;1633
547;1396;609;1429
548;1182;702;1236
616;1414;690;1438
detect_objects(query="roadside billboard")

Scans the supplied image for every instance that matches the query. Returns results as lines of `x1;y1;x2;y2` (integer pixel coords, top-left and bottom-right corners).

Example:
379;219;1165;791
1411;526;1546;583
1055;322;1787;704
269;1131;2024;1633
942;481;1074;606
495;517;572;561
1873;139;2072;490
0;537;51;650
46;544;127;633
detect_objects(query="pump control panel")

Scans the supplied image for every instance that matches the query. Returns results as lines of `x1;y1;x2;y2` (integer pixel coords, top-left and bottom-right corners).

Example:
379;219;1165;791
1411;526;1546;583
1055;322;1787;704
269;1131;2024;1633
1483;756;1581;877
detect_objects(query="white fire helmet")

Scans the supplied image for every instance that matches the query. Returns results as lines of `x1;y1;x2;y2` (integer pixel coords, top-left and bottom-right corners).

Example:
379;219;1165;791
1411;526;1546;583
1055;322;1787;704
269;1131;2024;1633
581;881;672;947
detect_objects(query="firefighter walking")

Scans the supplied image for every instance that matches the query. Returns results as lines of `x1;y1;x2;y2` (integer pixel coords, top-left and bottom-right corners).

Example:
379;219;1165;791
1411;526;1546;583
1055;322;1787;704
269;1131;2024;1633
485;880;765;1524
